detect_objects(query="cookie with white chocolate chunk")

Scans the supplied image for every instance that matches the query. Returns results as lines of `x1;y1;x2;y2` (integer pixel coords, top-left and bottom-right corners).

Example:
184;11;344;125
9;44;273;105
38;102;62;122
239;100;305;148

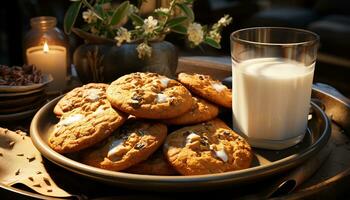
48;85;127;153
82;120;167;171
54;83;109;116
177;72;232;108
164;96;219;125
107;72;193;119
163;119;252;175
125;149;178;175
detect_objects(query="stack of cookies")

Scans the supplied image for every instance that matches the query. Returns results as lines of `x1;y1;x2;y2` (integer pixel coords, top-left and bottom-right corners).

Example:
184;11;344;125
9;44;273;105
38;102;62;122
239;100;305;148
48;72;252;176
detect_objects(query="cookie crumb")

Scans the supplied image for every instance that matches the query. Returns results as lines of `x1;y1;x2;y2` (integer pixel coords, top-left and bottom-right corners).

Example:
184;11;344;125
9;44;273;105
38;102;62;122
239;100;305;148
43;177;51;186
27;156;36;162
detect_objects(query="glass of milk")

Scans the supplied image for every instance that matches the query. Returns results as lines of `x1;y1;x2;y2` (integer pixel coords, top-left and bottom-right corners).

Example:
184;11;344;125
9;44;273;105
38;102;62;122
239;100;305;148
230;27;319;150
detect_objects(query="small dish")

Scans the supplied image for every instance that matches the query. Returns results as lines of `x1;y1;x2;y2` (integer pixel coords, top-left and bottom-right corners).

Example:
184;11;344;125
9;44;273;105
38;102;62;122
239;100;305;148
0;99;46;114
0;88;44;97
0;108;40;122
0;92;44;107
0;74;53;93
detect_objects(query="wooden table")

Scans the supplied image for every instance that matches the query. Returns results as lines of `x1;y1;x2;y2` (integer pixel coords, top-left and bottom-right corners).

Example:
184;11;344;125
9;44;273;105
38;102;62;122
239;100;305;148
1;57;350;199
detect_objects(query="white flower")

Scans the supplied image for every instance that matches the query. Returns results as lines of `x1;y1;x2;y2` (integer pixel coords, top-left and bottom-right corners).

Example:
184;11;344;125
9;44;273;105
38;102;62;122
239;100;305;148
187;23;203;46
82;9;97;24
209;30;221;43
128;4;139;14
155;7;169;14
136;42;152;59
143;16;158;34
217;15;232;27
114;27;131;46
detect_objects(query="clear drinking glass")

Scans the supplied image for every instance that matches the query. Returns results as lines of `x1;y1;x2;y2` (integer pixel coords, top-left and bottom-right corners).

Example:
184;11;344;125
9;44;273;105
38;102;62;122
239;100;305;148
230;27;319;150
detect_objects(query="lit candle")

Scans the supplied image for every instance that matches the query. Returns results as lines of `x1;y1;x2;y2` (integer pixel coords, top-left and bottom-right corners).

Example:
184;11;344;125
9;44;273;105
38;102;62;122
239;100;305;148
26;41;67;93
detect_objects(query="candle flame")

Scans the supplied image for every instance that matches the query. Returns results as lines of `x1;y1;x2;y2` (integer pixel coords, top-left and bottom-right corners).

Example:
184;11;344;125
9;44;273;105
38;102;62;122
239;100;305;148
43;42;49;53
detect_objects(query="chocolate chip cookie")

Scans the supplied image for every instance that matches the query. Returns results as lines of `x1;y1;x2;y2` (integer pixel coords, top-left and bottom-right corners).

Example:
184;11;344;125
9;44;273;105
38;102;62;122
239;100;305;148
82;120;167;171
164;96;219;125
164;119;252;175
177;73;232;108
54;83;109;116
48;88;127;153
125;150;178;175
107;72;193;119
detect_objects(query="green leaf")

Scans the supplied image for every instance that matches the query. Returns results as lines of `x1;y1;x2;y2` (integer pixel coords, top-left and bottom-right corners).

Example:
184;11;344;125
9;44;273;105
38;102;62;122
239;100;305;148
176;3;194;22
184;0;194;4
94;4;105;19
129;13;144;26
82;0;103;20
153;11;168;17
171;25;187;35
204;37;221;49
109;1;130;26
166;16;188;28
64;1;82;34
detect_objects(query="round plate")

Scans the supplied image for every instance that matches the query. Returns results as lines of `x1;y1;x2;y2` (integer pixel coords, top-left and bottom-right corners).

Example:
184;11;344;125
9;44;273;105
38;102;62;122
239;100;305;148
0;92;44;107
0;74;53;93
0;99;46;114
30;97;331;190
0;108;40;122
0;88;44;97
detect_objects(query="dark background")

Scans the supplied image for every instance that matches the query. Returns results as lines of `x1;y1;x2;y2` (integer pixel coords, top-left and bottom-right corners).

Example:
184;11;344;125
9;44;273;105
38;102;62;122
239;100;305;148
0;0;349;96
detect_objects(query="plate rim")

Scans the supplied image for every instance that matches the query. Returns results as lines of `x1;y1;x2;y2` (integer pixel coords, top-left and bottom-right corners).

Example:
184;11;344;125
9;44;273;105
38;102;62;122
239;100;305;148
0;108;39;121
30;96;331;187
0;88;44;97
0;74;53;93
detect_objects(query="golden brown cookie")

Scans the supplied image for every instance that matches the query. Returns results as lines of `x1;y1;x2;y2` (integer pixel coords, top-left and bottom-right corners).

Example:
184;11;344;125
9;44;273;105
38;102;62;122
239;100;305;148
164;96;219;125
48;87;127;153
107;72;193;119
125;150;178;175
177;73;232;108
54;83;109;116
82;120;167;171
164;119;252;175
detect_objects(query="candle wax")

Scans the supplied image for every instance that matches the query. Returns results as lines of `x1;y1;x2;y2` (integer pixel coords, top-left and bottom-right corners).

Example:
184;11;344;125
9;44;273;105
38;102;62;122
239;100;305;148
26;45;67;93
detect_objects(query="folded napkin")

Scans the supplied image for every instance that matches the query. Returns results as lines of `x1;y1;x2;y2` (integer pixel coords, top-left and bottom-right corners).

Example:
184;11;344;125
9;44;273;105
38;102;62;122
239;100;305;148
0;127;71;198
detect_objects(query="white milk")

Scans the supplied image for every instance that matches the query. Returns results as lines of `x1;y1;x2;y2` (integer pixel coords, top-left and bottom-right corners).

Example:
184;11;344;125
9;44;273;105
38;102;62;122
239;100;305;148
232;58;314;149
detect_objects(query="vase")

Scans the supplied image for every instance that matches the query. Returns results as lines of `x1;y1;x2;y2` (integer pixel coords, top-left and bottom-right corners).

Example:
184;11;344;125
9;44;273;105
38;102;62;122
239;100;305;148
73;40;178;83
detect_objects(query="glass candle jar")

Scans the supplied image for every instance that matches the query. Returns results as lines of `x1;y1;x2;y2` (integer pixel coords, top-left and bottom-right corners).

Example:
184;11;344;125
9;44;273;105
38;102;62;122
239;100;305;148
24;16;69;94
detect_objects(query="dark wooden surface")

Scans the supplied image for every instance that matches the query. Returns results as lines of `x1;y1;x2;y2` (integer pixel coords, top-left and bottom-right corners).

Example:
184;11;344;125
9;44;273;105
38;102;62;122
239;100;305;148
0;113;348;200
1;57;350;199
